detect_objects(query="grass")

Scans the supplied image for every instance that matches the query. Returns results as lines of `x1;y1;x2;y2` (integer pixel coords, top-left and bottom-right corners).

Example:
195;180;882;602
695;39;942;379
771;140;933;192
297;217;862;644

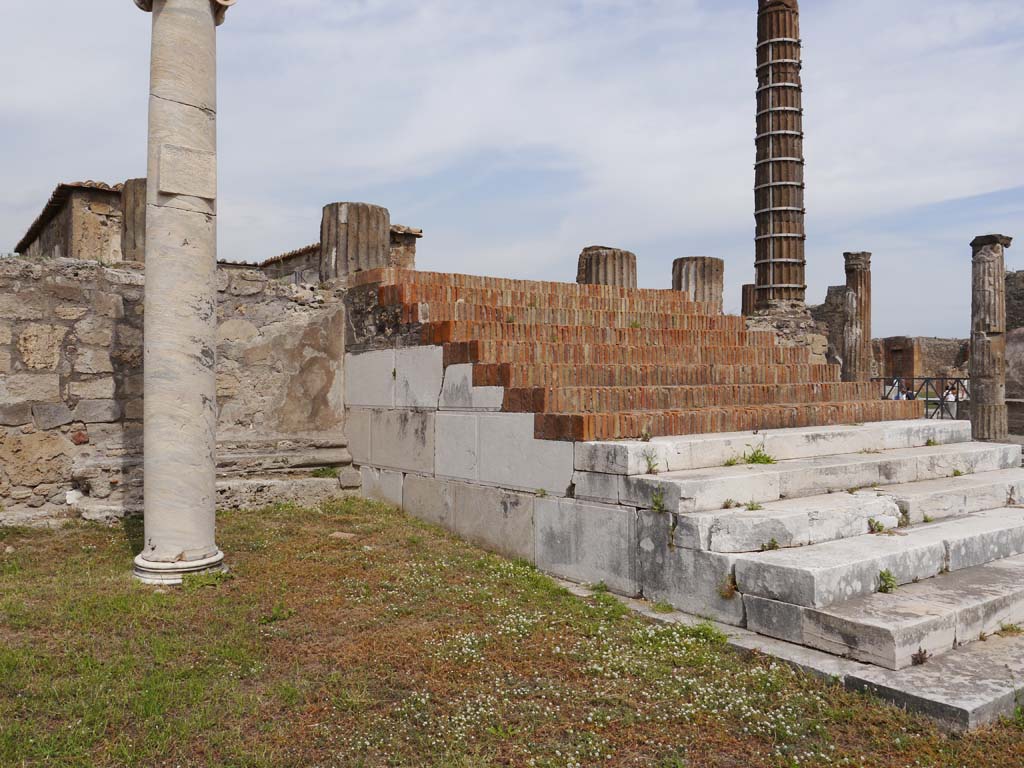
1;498;1023;767
310;466;339;479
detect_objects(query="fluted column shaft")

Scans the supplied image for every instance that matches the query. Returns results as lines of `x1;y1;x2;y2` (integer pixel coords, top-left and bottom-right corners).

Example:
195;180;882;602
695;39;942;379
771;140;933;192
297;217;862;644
672;257;724;311
842;252;872;381
970;235;1013;441
320;202;392;281
741;283;757;316
576;246;637;289
754;0;806;311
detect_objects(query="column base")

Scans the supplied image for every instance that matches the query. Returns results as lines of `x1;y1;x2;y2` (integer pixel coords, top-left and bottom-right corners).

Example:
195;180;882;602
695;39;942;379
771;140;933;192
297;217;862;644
133;550;226;586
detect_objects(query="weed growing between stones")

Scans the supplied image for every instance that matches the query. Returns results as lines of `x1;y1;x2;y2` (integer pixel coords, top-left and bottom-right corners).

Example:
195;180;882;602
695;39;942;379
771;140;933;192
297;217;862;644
867;518;886;534
760;539;781;552
722;498;739;509
311;466;339;478
743;443;777;465
642;448;661;475
926;438;939;447
651;489;667;514
718;573;739;600
746;501;765;511
651;601;675;614
878;569;898;594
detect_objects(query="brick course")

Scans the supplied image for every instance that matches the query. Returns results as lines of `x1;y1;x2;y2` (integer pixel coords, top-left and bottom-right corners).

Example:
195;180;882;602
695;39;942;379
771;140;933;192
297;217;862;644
348;268;923;440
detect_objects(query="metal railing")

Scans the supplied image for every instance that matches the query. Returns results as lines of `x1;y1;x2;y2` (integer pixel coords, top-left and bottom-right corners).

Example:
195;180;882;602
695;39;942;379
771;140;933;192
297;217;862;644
874;377;969;420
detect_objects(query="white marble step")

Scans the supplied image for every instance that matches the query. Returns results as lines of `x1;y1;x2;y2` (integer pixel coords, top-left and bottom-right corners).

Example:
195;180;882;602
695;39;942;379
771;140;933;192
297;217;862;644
577;441;1021;514
793;553;1024;670
734;507;1024;609
874;469;1024;524
676;491;902;553
575;419;971;476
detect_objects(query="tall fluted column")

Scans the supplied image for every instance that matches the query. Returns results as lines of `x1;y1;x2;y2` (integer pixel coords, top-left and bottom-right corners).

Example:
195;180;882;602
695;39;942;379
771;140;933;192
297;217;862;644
576;246;637;288
971;235;1012;441
320;202;392;281
741;283;757;316
754;0;806;312
133;0;236;584
672;257;725;311
842;252;872;381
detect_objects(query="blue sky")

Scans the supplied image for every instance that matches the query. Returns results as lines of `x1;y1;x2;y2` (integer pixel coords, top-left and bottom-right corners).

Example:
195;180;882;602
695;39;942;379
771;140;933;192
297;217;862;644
2;0;1022;337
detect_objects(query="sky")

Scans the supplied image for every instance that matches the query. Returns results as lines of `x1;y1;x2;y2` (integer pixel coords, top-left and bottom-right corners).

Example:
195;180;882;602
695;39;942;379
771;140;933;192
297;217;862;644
1;0;1022;338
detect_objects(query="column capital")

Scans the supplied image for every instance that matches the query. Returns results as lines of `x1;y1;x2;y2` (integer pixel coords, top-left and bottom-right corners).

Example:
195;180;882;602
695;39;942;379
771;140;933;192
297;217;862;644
843;251;871;272
971;234;1013;251
134;0;236;26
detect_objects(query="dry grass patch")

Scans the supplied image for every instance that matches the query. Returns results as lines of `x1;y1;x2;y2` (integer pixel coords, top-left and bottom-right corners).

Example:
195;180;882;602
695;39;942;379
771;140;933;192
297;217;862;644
1;499;1023;767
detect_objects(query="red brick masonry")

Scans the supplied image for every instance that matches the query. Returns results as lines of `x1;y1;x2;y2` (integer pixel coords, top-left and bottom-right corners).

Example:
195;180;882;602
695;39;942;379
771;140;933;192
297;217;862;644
351;268;923;440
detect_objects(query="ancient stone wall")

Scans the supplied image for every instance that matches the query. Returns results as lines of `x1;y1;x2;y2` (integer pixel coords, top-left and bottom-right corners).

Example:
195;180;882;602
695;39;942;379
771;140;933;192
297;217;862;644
808;285;850;367
745;313;828;366
0;256;355;525
17;184;124;263
16;182;421;280
872;337;969;380
1005;270;1024;332
0;257;144;523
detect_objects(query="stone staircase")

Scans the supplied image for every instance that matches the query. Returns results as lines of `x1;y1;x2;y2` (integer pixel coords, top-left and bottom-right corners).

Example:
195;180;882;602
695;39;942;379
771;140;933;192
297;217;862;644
346;268;921;440
346;267;1024;726
575;419;1024;674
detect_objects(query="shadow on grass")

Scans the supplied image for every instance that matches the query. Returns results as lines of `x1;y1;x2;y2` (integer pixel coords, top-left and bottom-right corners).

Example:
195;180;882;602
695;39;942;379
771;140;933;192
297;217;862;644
121;515;144;555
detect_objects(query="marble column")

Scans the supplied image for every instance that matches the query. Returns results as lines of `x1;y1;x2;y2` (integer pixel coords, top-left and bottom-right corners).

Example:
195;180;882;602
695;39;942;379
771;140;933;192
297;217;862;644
971;235;1012;442
576;246;637;289
672;257;725;310
842;252;872;382
132;0;236;584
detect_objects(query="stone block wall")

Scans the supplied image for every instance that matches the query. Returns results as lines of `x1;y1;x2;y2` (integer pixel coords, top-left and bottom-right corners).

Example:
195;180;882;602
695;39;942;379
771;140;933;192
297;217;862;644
809;285;851;367
0;256;355;525
873;337;968;381
0;257;143;522
16;183;125;263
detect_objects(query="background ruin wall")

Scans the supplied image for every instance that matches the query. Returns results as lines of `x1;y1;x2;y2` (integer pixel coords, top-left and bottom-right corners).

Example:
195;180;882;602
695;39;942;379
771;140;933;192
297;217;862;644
0;256;355;525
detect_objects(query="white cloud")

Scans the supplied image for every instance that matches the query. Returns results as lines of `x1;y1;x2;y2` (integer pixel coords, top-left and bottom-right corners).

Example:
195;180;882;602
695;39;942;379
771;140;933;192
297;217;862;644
1;0;1021;337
